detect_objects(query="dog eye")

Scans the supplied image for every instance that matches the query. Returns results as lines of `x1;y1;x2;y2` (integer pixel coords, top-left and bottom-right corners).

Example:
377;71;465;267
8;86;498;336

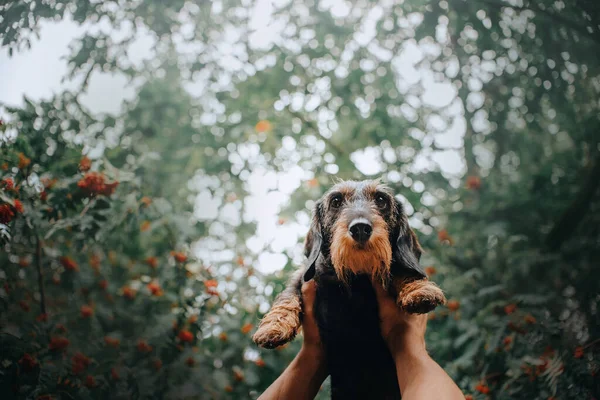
330;195;343;209
375;194;388;209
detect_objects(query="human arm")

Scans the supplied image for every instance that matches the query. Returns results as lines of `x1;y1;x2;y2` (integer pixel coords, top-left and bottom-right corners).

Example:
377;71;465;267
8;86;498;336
374;283;464;400
258;279;328;400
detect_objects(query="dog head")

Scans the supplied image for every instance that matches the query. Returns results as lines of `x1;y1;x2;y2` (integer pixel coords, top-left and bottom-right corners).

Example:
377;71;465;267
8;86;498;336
303;179;425;283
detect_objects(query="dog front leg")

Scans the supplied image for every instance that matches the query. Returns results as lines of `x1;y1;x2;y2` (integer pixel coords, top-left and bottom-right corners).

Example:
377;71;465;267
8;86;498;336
253;270;304;349
393;276;446;314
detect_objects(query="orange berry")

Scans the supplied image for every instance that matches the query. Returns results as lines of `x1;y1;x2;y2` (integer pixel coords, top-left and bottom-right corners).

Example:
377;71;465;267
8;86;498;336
306;178;319;188
178;330;194;343
77;172;118;197
0;204;14;224
475;383;490;394
122;287;136;299
104;336;120;348
504;303;517;315
171;251;187;263
145;256;158;268
255;120;272;133
524;314;537;324
574;346;584;359
137;340;153;353
41;177;57;189
241;323;253;334
205;279;218;288
80;305;93;318
60;256;79;271
447;300;460;311
219;332;228;342
18;353;39;372
1;177;14;189
465;176;482;190
71;352;91;375
13;199;24;213
140;221;151;232
424;266;437;276
233;370;244;382
147;282;163;297
18;153;31;169
255;358;266;367
438;229;454;245
79;156;91;172
48;336;70;351
140;196;152;207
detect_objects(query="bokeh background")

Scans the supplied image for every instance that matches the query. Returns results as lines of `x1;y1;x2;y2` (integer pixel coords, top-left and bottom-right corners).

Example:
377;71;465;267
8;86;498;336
1;0;599;399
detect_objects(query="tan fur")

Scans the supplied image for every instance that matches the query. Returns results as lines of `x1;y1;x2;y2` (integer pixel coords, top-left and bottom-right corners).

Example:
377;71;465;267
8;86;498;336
395;278;446;314
330;213;392;284
252;293;301;349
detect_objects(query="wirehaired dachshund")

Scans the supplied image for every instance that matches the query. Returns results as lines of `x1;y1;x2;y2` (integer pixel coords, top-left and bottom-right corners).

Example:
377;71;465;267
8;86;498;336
253;180;446;399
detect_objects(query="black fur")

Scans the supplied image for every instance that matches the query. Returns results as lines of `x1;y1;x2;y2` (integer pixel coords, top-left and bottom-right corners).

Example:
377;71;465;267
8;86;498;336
320;264;400;399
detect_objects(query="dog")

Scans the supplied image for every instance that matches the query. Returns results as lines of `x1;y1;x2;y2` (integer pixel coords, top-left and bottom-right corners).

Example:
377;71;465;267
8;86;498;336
253;180;446;399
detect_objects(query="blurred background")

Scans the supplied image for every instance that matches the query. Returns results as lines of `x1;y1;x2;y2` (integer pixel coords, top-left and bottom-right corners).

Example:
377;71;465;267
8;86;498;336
0;0;598;399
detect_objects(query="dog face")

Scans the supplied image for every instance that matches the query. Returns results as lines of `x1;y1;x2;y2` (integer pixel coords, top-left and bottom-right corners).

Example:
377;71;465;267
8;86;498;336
304;180;425;283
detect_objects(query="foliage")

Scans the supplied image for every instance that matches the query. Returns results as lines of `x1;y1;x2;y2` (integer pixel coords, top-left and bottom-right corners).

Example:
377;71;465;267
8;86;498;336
1;0;599;399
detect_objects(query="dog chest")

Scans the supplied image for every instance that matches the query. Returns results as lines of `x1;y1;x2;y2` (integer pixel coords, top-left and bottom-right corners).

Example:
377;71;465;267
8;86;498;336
315;274;401;399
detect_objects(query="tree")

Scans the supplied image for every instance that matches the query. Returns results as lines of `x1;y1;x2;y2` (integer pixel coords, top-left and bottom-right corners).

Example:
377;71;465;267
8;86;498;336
1;0;599;398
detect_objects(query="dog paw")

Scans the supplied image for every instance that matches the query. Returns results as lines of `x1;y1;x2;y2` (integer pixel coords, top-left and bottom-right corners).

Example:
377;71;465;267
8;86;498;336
252;321;298;349
252;301;301;349
398;280;446;314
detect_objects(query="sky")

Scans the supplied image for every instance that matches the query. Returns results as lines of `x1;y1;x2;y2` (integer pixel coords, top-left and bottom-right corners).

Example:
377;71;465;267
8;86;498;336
0;0;466;274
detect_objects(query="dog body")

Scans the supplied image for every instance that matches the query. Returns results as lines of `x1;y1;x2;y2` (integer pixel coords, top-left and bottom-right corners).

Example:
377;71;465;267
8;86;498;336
315;270;400;399
253;180;445;398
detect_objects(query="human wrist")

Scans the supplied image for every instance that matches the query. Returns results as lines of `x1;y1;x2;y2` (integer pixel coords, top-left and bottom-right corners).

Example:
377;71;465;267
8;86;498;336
299;341;326;363
297;343;328;383
385;328;427;360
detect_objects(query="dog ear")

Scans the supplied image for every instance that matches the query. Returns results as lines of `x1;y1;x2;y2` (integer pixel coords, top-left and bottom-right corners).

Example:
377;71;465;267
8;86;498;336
393;203;427;278
303;201;323;281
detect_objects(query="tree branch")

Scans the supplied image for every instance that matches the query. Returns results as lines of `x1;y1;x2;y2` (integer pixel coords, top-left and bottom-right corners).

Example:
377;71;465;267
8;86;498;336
546;146;600;249
35;234;47;316
288;110;346;159
470;0;600;46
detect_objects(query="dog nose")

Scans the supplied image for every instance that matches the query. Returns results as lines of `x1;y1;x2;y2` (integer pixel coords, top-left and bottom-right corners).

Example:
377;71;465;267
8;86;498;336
349;219;372;244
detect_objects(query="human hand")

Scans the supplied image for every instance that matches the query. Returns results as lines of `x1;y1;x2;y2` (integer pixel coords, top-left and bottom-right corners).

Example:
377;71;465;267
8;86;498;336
373;282;427;357
257;279;328;400
299;279;324;355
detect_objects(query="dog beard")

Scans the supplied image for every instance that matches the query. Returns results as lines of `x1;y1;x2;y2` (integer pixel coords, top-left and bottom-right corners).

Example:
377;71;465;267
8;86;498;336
329;215;392;284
